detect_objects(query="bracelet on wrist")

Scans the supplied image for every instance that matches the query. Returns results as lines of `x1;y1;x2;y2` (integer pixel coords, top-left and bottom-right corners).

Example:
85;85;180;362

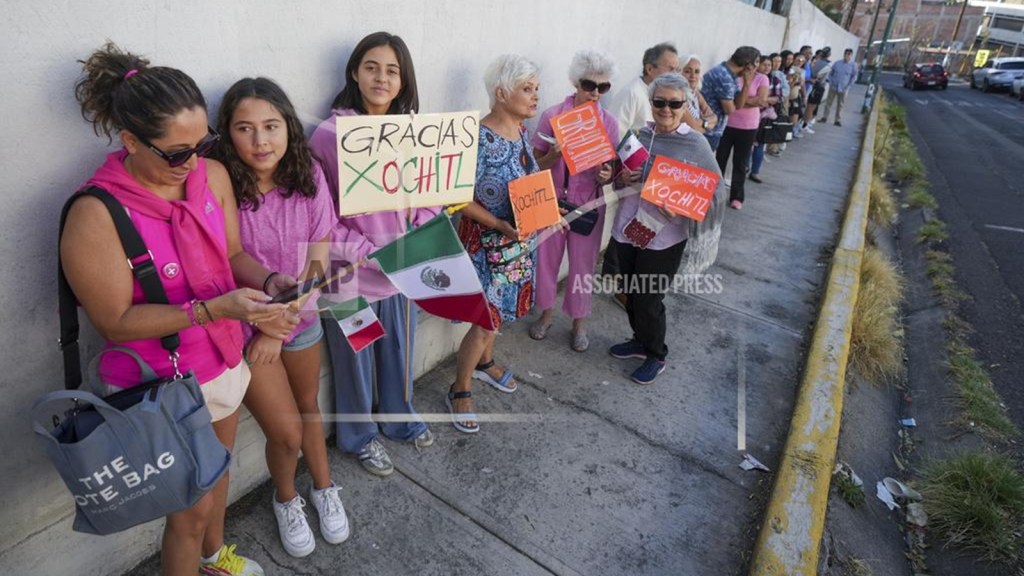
262;271;279;294
199;301;214;323
192;300;210;327
182;300;198;327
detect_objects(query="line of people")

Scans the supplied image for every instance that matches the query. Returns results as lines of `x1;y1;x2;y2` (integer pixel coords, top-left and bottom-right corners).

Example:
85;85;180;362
59;33;851;575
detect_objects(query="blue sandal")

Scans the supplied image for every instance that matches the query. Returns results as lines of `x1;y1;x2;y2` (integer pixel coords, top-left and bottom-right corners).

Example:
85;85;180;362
446;385;480;434
472;360;517;393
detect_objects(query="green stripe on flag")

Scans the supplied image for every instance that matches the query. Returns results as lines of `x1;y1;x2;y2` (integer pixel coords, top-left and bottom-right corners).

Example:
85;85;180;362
370;213;465;274
319;296;368;320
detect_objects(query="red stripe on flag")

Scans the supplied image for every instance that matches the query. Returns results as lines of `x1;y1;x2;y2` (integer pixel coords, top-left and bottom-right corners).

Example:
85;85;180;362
348;322;386;353
416;293;496;331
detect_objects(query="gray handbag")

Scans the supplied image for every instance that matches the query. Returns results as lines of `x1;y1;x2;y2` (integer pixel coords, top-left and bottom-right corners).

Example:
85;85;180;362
30;187;230;535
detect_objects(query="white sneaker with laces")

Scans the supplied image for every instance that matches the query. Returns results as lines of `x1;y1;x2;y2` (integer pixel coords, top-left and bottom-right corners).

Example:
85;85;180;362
310;482;351;544
272;493;316;558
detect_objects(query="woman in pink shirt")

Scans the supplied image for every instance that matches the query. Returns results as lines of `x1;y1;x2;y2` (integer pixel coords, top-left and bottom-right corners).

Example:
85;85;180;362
65;42;289;576
530;50;619;352
217;77;349;558
309;32;434;477
715;52;768;210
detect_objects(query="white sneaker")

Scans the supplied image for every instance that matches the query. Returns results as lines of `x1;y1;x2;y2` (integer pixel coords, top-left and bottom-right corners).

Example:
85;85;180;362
804;124;816;134
272;493;315;558
310;482;351;545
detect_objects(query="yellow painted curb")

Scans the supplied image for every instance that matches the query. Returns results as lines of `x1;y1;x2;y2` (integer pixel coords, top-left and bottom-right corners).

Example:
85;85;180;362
748;92;882;576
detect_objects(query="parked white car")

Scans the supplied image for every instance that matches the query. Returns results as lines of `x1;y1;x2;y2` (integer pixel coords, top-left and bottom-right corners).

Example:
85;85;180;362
1013;75;1024;102
971;57;1024;92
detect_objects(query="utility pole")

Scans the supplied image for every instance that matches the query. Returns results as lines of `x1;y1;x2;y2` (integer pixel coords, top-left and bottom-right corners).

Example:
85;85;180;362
857;0;886;83
844;0;861;31
942;0;970;68
862;0;901;112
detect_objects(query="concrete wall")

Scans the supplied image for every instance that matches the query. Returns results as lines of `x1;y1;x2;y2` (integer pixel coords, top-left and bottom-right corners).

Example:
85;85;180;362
785;0;860;56
0;1;838;574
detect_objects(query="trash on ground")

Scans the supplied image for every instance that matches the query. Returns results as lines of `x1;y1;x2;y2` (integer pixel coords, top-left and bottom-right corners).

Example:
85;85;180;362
833;461;863;487
480;467;494;475
528;371;543;380
876;480;900;510
906;502;928;528
899;418;917;427
739;453;770;472
883;477;922;501
600;380;609;386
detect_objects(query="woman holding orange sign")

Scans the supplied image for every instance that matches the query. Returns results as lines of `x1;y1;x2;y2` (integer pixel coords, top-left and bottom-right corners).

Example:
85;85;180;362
607;73;725;385
529;50;620;352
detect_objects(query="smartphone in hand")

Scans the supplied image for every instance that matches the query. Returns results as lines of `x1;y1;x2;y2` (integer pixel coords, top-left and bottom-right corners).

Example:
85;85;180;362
269;276;321;304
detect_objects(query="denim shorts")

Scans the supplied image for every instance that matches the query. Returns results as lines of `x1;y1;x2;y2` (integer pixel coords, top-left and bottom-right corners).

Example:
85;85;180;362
284;320;324;352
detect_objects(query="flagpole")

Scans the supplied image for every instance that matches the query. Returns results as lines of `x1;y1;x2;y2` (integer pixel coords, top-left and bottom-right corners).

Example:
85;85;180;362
404;296;411;404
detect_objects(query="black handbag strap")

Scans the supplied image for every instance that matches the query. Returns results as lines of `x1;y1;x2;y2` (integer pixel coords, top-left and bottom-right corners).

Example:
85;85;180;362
58;186;180;390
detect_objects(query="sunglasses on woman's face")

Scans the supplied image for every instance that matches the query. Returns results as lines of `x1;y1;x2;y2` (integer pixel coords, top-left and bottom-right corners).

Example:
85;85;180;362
137;128;221;168
651;98;685;110
579;79;612;94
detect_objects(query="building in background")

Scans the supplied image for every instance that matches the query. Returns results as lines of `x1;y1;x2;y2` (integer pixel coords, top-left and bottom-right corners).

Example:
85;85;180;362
975;0;1024;56
848;0;984;72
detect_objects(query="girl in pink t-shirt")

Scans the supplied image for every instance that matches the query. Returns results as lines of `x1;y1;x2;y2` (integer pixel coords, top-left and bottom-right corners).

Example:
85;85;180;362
216;77;349;558
716;55;770;209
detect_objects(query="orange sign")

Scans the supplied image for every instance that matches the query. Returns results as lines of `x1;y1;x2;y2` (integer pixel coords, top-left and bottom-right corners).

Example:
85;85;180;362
508;169;560;236
640;155;719;222
550;101;617;175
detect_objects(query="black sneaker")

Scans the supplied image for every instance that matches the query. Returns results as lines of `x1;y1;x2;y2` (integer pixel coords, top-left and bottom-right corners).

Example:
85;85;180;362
834;120;842;127
609;340;646;360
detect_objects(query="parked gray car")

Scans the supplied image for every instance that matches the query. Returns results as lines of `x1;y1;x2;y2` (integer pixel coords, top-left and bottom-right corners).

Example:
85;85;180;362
971;57;1024;92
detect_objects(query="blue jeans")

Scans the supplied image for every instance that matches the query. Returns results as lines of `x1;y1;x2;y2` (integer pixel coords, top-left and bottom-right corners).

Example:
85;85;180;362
322;294;427;453
750;142;766;176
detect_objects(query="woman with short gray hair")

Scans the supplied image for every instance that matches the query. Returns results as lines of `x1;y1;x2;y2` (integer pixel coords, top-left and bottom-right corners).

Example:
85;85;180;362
608;72;725;385
529;49;620;351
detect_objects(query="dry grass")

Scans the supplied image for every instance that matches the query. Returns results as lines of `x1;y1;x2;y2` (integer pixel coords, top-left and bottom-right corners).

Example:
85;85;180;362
916;219;948;245
849;247;905;383
905;180;937;210
869;174;898;227
922;452;1024;562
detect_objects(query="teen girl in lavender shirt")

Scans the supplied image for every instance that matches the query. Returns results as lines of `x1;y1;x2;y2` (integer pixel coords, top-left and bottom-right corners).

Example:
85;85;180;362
216;78;350;558
309;32;434;477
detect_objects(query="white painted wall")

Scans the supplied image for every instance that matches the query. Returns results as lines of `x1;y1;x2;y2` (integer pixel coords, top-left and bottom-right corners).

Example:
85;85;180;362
785;0;860;56
0;1;850;574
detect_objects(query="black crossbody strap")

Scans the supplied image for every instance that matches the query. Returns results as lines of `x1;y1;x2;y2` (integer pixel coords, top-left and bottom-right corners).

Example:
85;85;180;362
58;186;180;390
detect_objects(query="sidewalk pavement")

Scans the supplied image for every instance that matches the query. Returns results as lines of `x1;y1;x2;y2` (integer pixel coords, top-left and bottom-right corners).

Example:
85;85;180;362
128;86;869;576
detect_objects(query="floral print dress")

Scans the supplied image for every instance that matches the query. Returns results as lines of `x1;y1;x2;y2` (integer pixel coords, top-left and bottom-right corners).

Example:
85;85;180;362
458;124;538;328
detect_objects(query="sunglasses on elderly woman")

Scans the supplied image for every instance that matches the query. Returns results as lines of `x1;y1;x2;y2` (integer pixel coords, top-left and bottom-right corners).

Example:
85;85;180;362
579;79;612;94
136;128;221;168
651;98;686;110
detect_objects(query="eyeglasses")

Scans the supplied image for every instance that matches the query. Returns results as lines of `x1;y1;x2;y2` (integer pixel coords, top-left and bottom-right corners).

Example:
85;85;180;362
136;127;221;168
579;79;612;94
651;98;685;110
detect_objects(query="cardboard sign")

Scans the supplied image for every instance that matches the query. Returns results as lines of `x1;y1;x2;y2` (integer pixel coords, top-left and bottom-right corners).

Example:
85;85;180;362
550;101;616;176
508;169;559;236
334;111;479;215
640;155;719;222
974;49;990;68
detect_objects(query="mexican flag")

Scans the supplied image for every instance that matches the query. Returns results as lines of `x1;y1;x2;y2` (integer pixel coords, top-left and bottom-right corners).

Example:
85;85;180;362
370;213;496;331
617;130;650;171
320;296;385;353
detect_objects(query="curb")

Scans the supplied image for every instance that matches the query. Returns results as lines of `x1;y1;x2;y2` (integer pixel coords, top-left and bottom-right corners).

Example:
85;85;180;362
748;93;881;575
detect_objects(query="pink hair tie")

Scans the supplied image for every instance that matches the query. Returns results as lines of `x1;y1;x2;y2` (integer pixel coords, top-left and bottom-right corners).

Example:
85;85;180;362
123;69;139;80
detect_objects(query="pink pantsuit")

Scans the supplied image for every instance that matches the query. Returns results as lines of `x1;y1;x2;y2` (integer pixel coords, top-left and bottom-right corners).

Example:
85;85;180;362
531;95;620;319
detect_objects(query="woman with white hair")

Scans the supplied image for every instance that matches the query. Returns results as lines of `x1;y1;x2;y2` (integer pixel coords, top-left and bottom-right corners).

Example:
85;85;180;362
529;50;619;352
680;54;718;134
608;73;725;385
451;54;544;433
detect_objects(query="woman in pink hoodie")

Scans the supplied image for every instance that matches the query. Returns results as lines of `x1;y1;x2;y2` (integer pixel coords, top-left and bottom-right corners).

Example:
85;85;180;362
65;42;289;576
309;32;434;477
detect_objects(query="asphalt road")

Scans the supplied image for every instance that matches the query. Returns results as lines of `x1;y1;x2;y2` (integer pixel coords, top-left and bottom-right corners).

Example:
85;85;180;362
880;73;1024;433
